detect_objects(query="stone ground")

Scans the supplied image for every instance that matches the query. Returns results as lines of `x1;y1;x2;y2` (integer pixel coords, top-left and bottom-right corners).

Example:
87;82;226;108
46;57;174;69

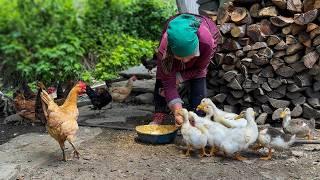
1;103;320;179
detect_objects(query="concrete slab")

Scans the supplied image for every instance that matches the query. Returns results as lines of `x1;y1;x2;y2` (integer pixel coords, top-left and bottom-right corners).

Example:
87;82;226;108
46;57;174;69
0;127;102;180
111;79;155;93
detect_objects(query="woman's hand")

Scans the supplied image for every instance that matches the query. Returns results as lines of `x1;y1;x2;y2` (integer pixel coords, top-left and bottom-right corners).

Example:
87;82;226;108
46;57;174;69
171;103;183;127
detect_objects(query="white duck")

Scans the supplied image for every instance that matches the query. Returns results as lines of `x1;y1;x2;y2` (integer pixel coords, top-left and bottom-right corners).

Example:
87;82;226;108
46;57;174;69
197;98;247;128
257;127;296;160
280;108;315;140
177;108;208;157
188;111;226;156
216;107;259;160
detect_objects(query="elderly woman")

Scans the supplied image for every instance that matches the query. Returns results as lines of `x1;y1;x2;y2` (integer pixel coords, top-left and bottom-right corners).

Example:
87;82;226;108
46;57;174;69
150;13;220;126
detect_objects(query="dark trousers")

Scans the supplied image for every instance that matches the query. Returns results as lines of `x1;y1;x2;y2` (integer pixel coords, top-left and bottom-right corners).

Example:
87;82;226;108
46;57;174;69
154;77;207;114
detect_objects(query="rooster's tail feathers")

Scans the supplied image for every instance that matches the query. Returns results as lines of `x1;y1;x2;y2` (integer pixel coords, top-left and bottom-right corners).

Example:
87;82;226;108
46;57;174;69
40;89;53;105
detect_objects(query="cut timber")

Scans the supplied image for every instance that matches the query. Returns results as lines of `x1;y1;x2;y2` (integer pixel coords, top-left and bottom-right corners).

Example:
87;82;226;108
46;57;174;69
274;40;288;50
305;47;315;54
313;35;320;46
270;58;285;70
270;16;294;27
217;5;231;25
287;0;302;12
303;51;319;68
223;70;238;82
222;39;242;51
247;24;265;42
239;38;251;46
317;45;320;53
260;19;275;36
272;0;287;9
291;24;306;35
253;54;269;65
235;50;245;57
286;43;304;55
307;23;319;32
294;9;318;25
298;32;311;47
219;23;235;34
222;64;236;71
267;35;281;46
303;0;319;12
275;65;295;77
286;35;298;45
258;6;278;17
230;7;252;24
231;25;246;38
258;47;274;59
223;53;237;65
251;42;268;50
310;27;320;39
215;53;225;64
274;50;286;58
284;53;301;64
249;3;261;18
282;26;292;35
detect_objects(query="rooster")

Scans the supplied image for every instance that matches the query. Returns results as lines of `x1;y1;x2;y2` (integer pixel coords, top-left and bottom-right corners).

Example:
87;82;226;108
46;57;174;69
110;75;137;103
86;81;112;116
140;52;157;73
40;81;86;161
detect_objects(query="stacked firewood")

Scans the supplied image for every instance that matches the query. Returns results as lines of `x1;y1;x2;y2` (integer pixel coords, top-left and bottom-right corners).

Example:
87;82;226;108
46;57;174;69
206;0;320;124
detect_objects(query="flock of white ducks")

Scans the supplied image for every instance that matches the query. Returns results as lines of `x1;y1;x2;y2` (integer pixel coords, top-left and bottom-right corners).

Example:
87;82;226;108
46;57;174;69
176;98;315;160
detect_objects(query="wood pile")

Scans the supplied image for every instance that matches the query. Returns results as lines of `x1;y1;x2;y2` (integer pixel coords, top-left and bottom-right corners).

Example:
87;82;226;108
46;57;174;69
206;0;320;124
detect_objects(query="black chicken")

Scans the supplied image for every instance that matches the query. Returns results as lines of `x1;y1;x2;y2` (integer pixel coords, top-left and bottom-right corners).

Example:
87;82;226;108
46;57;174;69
140;52;157;73
86;82;112;116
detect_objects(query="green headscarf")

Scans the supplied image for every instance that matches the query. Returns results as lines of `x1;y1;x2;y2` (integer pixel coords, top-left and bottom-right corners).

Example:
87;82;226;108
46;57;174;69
167;14;200;58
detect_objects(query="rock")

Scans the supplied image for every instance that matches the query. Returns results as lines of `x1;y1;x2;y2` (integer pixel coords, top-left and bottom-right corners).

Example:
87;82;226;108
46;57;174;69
291;151;304;157
307;98;320;109
287;157;298;163
272;108;284;120
119;64;155;79
256;113;268;125
112;79;155;93
291;105;303;117
269;98;290;109
134;93;154;104
262;104;273;114
268;78;282;88
3;114;24;124
291;96;306;105
303;103;320;119
213;93;227;103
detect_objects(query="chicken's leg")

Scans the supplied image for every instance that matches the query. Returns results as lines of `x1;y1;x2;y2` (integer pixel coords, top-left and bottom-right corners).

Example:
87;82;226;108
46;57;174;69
234;152;247;161
260;147;272;160
200;147;209;157
185;144;191;156
68;140;80;159
307;130;313;140
59;141;67;161
209;146;219;156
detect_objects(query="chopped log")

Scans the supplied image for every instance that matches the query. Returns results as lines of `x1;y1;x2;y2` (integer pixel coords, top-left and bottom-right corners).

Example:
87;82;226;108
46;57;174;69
217;5;231;25
227;78;243;90
247;24;265;42
291;104;303;117
213;93;227;103
286;43;304;55
303;51;319;68
223;70;238;82
239;38;251;46
314;81;320;91
223;53;237;64
243;45;252;52
287;84;304;92
235;50;245;57
222;64;236;71
235;73;245;84
303;103;320;119
291;24;306;35
298;32;312;47
270;58;285;70
258;6;278;17
292;96;306;105
260;66;275;78
284;53;302;64
219;23;235;34
270;16;294;27
303;0;316;12
230;7;252;24
231;25;246;38
268;97;290;108
305;47;315;54
286;35;298;45
262;104;273;114
262;82;272;91
307;23;319;32
258;47;273;59
307;98;320;109
253;54;269;65
294;9;318;25
274;40;288;50
256;113;268;125
251;42;268;50
310;27;320;39
272;108;284;120
267;89;286;99
282;26;292;35
272;0;287;9
287;0;303;12
316;45;320;53
247;50;258;57
275;65;295;77
305;87;320;98
287;92;302;99
242;79;259;89
267;35;281;46
260;19;275;36
294;73;312;87
215;53;225;64
222;39;242;51
313;35;320;46
249;3;261;18
268;78;282;88
289;61;307;73
274;50;286;58
309;64;320;76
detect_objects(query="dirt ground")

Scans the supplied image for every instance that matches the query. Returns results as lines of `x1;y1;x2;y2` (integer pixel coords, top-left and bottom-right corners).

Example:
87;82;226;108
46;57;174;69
15;128;320;180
